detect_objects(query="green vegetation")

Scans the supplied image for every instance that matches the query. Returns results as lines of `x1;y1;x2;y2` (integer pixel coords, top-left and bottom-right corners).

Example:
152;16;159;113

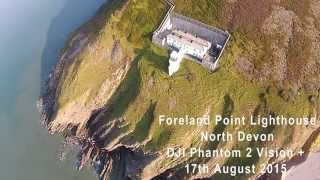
117;0;167;46
174;0;224;27
56;0;133;108
55;0;318;178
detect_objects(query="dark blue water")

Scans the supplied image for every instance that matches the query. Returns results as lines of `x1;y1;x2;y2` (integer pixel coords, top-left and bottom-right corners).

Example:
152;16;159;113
0;0;105;179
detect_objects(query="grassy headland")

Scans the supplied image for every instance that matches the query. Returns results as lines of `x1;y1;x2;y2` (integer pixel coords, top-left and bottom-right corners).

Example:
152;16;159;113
50;0;320;179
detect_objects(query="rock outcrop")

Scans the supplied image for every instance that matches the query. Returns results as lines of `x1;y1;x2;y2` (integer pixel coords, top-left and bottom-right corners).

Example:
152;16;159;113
38;0;320;179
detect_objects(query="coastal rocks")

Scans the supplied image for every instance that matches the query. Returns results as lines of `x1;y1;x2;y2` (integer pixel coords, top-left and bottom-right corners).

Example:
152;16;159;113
48;90;92;133
65;33;89;60
44;30;131;134
39;1;150;178
61;135;156;180
38;32;89;126
110;40;123;63
38;0;320;180
48;57;131;135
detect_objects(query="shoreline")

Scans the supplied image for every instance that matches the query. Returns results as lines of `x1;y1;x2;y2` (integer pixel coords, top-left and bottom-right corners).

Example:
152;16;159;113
36;0;320;179
37;1;159;179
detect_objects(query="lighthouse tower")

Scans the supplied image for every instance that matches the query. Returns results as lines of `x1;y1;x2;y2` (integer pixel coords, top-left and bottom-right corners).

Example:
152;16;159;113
168;49;185;76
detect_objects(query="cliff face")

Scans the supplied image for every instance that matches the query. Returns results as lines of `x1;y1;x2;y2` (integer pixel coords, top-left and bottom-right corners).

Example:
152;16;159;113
39;0;320;179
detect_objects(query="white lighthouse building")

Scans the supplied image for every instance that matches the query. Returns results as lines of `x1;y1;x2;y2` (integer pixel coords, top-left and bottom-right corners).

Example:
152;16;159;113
168;50;184;76
166;30;212;75
152;2;230;76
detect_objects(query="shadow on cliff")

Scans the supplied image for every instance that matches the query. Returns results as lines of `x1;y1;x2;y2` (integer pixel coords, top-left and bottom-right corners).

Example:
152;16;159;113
85;47;168;147
212;93;277;180
83;48;166;180
85;52;142;147
208;94;234;150
152;95;235;180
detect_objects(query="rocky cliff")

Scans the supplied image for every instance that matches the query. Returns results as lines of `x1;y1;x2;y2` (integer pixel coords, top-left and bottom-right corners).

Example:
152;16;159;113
39;0;320;179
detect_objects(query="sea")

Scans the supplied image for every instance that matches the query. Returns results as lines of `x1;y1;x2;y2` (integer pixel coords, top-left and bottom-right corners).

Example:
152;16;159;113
0;0;105;179
1;0;319;180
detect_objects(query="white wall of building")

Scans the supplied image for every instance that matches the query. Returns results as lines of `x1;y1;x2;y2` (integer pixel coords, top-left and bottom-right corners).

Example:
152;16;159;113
166;34;210;59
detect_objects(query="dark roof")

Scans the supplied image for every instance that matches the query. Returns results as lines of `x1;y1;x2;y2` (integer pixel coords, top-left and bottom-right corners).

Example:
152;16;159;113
170;13;229;46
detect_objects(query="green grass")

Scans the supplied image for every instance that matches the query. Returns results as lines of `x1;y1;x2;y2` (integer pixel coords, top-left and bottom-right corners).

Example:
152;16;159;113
55;0;316;178
174;0;224;27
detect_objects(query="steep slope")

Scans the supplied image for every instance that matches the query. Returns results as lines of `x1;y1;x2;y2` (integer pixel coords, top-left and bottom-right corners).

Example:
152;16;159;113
39;0;320;179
